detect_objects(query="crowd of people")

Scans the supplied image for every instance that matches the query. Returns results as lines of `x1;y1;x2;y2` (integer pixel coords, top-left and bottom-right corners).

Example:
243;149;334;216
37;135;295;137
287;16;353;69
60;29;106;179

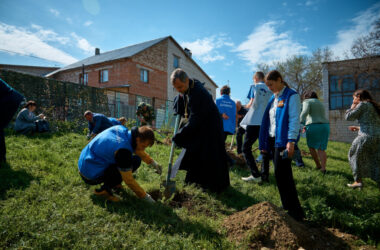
1;67;379;221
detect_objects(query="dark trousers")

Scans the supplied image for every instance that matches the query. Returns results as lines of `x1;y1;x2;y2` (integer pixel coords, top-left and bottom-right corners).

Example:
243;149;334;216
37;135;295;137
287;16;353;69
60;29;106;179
264;137;304;220
236;127;245;154
261;137;275;180
243;125;261;177
80;154;141;193
0;129;5;163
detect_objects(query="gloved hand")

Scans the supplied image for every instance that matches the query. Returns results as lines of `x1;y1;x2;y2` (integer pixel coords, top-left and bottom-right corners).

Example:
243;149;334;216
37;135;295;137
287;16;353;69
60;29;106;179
143;193;155;203
150;161;162;175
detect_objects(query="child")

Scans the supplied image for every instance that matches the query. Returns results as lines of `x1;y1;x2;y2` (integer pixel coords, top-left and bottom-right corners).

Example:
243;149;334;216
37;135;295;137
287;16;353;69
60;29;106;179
78;125;162;202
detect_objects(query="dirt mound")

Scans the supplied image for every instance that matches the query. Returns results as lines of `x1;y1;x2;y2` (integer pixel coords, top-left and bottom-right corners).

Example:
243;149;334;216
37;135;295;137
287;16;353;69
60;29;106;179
223;202;353;250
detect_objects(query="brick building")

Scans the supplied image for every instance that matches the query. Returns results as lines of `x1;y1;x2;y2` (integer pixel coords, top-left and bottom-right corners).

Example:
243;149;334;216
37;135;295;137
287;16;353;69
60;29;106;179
322;56;380;142
46;36;218;109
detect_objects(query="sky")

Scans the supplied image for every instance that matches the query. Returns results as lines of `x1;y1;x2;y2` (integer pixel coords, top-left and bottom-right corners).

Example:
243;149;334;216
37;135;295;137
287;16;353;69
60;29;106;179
0;0;379;103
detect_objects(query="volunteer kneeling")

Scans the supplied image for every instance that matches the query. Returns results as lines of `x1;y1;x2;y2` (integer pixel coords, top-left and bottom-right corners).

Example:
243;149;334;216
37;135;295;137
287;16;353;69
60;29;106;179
78;125;162;202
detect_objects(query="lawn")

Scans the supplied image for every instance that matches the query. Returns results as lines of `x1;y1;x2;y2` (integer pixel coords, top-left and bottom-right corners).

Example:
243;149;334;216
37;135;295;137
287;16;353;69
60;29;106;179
0;130;379;249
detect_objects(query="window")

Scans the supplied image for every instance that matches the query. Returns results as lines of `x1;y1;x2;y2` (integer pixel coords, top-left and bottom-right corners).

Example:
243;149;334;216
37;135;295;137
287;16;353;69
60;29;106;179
100;69;108;83
329;73;380;110
329;75;355;110
140;69;149;83
173;55;180;68
79;73;88;85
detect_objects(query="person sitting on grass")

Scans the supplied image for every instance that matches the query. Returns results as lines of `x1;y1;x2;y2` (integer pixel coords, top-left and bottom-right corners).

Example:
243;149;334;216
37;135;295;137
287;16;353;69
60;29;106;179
14;101;48;134
78;125;162;202
84;110;114;140
109;117;127;126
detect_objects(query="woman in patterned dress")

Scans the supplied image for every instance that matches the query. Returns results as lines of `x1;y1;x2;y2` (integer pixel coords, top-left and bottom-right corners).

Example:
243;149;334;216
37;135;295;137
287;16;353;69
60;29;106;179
345;89;380;188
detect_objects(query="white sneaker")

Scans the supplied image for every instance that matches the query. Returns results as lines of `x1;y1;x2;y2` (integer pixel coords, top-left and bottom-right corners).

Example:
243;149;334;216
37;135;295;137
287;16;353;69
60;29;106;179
241;175;262;182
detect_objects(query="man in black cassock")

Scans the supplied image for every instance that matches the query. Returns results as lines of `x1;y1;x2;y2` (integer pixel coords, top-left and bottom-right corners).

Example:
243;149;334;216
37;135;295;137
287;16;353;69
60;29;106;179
171;69;230;193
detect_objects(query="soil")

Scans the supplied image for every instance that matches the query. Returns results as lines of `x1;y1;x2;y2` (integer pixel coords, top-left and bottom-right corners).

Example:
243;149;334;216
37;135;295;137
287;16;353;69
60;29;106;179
149;190;193;209
223;202;374;250
148;190;218;218
226;149;246;166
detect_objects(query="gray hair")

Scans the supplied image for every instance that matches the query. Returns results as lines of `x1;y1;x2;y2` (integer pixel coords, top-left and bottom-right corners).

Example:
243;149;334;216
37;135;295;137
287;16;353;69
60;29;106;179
170;68;188;84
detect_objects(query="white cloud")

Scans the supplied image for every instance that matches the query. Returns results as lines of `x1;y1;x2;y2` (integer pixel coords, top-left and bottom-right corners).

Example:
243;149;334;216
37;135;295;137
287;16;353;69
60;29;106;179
31;24;70;45
84;21;93;27
0;22;76;65
49;8;60;17
181;35;234;63
71;32;95;54
234;21;308;68
330;2;380;58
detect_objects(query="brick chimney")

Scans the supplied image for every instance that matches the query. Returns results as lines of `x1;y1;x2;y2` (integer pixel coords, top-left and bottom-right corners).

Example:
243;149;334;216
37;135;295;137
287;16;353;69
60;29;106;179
95;48;100;55
184;48;192;58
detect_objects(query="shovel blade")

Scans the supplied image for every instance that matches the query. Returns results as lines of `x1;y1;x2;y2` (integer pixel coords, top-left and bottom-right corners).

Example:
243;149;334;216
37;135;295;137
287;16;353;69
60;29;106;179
163;180;176;199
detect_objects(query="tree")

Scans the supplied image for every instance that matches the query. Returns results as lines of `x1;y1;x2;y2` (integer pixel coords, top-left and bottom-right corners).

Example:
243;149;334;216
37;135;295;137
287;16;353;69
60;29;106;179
351;18;380;58
256;47;332;99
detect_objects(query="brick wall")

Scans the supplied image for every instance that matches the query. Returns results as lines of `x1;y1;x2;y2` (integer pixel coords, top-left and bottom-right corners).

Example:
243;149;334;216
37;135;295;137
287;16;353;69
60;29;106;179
53;47;168;101
167;39;217;101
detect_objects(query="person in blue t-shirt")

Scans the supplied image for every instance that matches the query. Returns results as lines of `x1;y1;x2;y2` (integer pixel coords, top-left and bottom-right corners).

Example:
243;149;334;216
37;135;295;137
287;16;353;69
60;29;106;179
240;72;272;183
78;125;162;202
109;117;127;126
216;85;236;142
84;111;114;140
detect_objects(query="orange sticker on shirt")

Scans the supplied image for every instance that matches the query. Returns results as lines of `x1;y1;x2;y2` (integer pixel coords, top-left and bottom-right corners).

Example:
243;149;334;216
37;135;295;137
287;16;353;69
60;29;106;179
277;100;285;107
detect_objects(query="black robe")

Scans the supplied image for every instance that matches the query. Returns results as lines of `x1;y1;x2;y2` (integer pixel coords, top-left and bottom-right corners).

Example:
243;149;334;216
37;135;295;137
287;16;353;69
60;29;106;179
172;79;230;193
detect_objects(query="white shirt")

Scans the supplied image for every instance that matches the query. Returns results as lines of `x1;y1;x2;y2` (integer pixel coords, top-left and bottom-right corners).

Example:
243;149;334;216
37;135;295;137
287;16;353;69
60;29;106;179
240;82;272;128
268;87;301;140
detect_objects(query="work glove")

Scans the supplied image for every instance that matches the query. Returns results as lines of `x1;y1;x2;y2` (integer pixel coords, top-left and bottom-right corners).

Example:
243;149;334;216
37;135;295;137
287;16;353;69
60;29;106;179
143;193;155;203
150;161;162;175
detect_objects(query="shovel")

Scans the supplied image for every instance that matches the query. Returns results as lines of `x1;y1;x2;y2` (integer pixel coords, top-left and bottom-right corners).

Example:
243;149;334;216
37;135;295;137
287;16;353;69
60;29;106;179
163;114;181;198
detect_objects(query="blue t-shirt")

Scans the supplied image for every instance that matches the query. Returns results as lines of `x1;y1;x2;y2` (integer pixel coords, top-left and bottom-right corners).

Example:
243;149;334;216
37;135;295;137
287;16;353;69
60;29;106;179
88;113;114;135
247;84;255;99
216;95;236;134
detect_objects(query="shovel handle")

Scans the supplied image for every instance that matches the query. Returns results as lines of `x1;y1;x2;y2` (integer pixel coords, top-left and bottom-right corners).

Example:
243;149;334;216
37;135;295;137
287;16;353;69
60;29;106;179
166;114;181;183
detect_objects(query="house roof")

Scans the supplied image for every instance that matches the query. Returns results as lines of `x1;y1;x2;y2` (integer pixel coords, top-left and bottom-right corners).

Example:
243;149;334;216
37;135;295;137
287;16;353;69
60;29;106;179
322;55;380;65
46;36;218;88
46;36;169;77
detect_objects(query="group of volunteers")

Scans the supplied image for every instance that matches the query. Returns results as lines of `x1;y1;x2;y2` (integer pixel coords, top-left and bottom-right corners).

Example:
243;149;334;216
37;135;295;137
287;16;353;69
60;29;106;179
1;66;379;221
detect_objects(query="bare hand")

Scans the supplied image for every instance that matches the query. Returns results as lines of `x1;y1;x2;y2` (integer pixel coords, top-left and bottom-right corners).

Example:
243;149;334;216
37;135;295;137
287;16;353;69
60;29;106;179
302;127;306;133
222;113;229;120
350;103;358;110
286;142;295;158
349;126;359;132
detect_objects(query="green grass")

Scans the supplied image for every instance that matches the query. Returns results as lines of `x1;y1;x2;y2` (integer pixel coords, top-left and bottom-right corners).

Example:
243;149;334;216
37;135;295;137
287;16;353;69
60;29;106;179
0;131;379;249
